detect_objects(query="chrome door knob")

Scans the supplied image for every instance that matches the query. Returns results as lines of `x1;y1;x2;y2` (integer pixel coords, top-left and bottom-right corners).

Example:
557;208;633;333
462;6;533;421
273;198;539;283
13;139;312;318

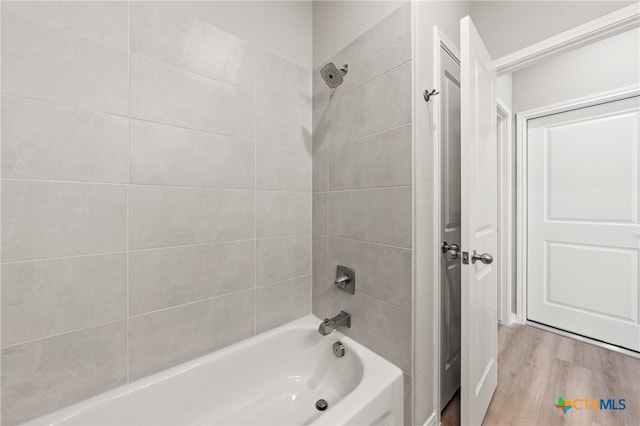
471;250;493;265
441;242;460;260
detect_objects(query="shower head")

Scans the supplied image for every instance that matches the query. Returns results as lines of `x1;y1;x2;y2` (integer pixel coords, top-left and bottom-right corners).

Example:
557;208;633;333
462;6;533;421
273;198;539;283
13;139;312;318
320;63;348;89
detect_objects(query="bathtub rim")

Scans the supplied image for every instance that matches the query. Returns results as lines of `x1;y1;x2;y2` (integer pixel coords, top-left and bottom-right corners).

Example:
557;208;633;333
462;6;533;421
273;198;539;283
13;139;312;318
25;314;403;426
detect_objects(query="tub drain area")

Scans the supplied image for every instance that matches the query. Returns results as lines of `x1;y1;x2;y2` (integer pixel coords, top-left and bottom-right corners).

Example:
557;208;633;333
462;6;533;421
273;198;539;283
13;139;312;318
315;399;328;411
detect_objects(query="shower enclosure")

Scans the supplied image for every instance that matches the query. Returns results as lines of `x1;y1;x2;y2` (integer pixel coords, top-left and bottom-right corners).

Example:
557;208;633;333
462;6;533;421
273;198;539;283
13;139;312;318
1;1;418;424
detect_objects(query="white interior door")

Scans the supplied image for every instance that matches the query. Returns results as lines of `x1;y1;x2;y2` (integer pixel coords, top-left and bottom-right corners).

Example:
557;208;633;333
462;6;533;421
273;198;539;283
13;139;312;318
440;44;462;411
527;96;640;352
460;16;498;426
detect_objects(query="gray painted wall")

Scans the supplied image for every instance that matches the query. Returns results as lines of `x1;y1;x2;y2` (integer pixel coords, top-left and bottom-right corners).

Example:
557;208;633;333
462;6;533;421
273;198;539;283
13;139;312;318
471;1;634;58
513;27;640;112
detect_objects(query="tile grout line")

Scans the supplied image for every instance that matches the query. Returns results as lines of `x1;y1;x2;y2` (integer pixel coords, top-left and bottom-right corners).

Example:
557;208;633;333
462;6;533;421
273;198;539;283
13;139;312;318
1;10;129;53
0;238;279;266
0;92;131;121
313;58;412;108
324;235;412;251
326;185;413;193
125;0;132;385
324;87;331;315
3;9;309;109
1;273;273;351
130;48;263;97
256;273;313;290
319;275;413;315
323;121;413;150
128;287;257;320
0;178;319;193
0;3;3;387
1;318;126;352
253;45;258;338
0;93;302;148
129;49;309;111
307;71;314;314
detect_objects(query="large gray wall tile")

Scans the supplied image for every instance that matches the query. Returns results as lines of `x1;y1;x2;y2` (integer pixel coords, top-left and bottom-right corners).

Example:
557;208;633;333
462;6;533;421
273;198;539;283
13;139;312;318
312;192;327;235
312;7;414;389
1;13;128;115
130;120;254;189
1;253;127;347
313;235;328;280
0;3;315;423
128;290;255;380
256;191;311;238
321;4;410;96
327;238;412;311
312;149;328;192
312;105;330;151
1;180;127;262
329;124;412;190
312;70;330;110
129;241;255;315
328;187;412;248
130;54;254;140
256;276;311;333
328;61;411;145
1;96;128;183
312;277;411;372
256;234;312;286
403;373;413;426
129;185;255;250
1;321;127;426
2;1;129;49
130;2;254;90
256;48;311;110
256;143;312;192
256;95;311;151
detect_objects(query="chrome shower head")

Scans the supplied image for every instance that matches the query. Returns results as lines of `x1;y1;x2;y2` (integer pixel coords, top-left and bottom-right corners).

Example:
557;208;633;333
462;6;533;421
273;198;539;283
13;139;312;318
320;63;348;89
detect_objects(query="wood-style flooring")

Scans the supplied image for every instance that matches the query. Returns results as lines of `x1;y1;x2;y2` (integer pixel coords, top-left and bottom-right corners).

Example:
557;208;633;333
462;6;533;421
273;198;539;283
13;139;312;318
441;324;640;426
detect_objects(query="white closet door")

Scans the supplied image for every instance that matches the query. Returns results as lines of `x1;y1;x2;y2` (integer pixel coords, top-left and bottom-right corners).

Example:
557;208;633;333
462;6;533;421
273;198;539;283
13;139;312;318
527;96;640;352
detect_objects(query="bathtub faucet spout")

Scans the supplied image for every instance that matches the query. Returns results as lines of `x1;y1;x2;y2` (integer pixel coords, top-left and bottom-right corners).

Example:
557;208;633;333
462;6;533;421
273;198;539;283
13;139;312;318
318;311;351;336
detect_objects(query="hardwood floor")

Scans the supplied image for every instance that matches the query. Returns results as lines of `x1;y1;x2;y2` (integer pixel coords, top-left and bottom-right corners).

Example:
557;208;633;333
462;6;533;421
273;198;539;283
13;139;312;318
441;324;640;426
441;390;460;426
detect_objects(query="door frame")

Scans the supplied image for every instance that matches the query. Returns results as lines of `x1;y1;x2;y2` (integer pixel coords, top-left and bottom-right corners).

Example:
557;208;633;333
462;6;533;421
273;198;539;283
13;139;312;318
496;99;513;325
515;84;640;324
492;2;639;324
433;23;507;424
432;25;460;426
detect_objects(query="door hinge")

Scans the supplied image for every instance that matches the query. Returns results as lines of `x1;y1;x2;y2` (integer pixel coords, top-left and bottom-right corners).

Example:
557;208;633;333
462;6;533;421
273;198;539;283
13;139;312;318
462;251;469;265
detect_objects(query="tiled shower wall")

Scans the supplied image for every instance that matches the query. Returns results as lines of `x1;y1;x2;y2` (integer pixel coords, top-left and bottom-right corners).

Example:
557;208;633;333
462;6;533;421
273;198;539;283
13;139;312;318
311;3;413;423
0;2;311;424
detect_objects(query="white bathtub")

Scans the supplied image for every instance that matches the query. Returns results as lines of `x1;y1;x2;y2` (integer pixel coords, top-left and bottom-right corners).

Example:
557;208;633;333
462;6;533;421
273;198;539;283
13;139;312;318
27;315;404;426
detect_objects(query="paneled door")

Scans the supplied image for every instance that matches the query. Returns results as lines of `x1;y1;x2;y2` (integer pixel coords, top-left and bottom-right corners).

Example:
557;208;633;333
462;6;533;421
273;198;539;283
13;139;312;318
527;96;640;352
460;16;498;426
439;43;462;411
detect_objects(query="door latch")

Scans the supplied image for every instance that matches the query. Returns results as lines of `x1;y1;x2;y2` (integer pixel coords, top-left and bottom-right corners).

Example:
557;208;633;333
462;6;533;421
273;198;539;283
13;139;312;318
462;251;469;264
